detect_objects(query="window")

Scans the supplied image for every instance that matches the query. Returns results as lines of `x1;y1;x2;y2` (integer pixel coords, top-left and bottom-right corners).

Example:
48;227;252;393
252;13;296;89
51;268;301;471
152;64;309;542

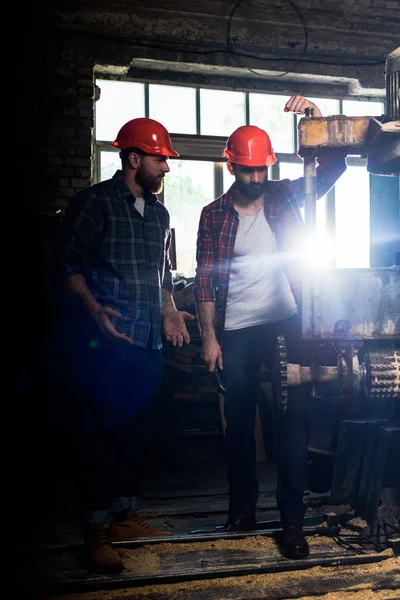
304;98;340;116
222;162;234;194
342;100;384;117
95;80;380;273
250;93;295;153
200;89;246;136
164;160;215;277
95;80;145;141
335;165;370;268
149;85;197;134
278;161;303;181
99;150;120;182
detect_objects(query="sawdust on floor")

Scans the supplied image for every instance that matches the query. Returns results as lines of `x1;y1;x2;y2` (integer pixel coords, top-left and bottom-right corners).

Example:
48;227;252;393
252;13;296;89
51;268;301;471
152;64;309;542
41;547;399;600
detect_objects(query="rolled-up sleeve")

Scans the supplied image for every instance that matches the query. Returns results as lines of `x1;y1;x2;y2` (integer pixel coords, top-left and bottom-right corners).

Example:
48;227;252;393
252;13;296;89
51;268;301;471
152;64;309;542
279;153;347;212
194;206;218;303
54;191;103;281
316;153;347;199
162;229;174;292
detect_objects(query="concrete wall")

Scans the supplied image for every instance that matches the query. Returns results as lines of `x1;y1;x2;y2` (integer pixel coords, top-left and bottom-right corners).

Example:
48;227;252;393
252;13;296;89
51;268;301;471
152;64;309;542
19;0;399;213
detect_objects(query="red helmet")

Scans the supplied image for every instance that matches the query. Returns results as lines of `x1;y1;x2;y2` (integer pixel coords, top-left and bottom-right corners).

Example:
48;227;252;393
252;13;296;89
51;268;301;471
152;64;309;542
112;117;179;157
223;125;276;167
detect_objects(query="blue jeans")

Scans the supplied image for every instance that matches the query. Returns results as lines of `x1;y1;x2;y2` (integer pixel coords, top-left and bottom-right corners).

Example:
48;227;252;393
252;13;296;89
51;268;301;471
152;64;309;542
221;314;309;526
53;321;163;430
58;334;163;523
70;410;148;523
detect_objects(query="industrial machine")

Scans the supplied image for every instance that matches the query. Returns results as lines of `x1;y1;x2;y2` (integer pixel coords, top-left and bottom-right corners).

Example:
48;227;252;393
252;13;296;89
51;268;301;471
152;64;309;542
275;47;399;410
273;48;400;534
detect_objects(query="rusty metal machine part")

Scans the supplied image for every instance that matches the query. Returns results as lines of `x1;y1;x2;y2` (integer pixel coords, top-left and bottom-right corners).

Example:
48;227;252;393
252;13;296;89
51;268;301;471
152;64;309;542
275;335;288;414
368;47;399;174
363;349;400;399
286;363;339;387
286;47;400;409
275;336;363;414
276;340;400;405
301;268;399;342
337;347;361;395
386;47;400;121
298;114;399;177
297;48;399;177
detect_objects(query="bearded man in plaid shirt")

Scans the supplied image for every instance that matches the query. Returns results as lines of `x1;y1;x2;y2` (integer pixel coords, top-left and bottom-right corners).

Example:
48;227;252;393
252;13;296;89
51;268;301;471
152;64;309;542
194;96;347;560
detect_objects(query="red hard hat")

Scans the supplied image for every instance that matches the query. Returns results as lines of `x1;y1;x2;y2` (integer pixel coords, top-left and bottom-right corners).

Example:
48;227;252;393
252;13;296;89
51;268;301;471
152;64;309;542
112;117;179;157
223;125;276;167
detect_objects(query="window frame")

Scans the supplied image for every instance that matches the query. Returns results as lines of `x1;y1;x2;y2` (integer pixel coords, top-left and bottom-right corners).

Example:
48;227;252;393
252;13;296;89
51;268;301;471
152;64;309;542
94;79;385;270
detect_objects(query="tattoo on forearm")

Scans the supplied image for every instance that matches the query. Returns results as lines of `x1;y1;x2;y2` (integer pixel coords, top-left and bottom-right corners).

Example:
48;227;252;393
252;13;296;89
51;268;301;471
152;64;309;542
162;289;176;310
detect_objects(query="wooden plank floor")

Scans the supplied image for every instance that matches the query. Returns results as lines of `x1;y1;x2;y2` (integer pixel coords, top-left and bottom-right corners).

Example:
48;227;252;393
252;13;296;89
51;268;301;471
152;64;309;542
11;461;399;599
14;529;399;599
37;553;399;600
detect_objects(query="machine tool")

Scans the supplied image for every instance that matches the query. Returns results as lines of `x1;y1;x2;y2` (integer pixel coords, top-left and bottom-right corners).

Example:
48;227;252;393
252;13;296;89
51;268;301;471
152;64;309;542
273;47;400;535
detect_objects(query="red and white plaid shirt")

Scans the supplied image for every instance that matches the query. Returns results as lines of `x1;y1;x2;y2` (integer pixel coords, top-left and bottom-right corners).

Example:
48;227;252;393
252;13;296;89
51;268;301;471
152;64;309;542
194;154;346;346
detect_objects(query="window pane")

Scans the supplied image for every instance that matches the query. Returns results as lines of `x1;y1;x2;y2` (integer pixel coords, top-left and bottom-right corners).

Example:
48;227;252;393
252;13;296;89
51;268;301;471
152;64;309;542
223;161;234;193
100;150;120;182
164;160;215;277
250;94;294;153
200;89;245;136
342;100;385;117
335;166;370;268
95;80;145;141
149;85;196;134
279;161;303;180
307;97;340;116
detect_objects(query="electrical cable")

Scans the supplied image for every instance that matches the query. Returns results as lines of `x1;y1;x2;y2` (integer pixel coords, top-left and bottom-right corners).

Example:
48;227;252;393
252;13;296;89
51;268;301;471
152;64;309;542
226;0;309;78
52;27;385;68
40;1;387;69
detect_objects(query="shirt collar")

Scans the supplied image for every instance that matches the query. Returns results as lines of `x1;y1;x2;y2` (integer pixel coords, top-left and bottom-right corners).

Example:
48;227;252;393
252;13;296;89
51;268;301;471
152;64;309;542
224;186;236;209
225;180;274;209
112;170;158;205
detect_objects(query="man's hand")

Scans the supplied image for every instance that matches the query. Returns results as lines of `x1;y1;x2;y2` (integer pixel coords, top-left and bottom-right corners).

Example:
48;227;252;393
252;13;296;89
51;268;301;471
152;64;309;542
284;95;323;118
201;334;223;373
163;310;196;347
92;306;133;344
64;275;133;344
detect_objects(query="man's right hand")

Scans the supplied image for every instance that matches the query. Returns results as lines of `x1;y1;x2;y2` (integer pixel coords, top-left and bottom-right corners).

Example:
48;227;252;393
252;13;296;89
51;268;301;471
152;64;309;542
201;335;223;372
92;306;133;344
284;95;322;117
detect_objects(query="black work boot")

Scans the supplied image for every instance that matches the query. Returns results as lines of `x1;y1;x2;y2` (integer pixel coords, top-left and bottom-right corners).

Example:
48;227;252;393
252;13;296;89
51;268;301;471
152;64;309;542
282;525;310;559
222;514;258;532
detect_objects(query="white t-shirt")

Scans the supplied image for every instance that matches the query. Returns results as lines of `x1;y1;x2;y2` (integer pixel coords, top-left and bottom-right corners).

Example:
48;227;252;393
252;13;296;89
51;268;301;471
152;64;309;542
225;207;297;330
134;197;145;217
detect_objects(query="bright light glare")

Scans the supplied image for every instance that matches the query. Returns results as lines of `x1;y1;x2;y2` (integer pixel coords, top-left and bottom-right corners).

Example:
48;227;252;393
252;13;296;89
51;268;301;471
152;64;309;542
300;235;336;267
335;166;370;268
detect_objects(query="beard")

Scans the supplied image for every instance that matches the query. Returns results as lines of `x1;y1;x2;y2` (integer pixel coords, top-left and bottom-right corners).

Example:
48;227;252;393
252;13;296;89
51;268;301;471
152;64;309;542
135;165;164;195
235;179;268;201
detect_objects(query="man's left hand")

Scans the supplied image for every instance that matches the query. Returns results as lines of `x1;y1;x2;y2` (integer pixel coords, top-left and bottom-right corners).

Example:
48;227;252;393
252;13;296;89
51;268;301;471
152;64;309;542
163;310;196;346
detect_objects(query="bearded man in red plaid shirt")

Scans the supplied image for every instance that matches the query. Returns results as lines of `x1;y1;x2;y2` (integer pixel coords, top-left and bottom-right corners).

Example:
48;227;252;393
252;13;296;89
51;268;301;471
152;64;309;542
194;96;347;560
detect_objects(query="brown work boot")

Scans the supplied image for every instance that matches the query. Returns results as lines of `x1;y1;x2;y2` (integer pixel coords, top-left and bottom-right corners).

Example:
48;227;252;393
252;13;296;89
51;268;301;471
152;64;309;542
111;509;172;541
82;522;124;574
